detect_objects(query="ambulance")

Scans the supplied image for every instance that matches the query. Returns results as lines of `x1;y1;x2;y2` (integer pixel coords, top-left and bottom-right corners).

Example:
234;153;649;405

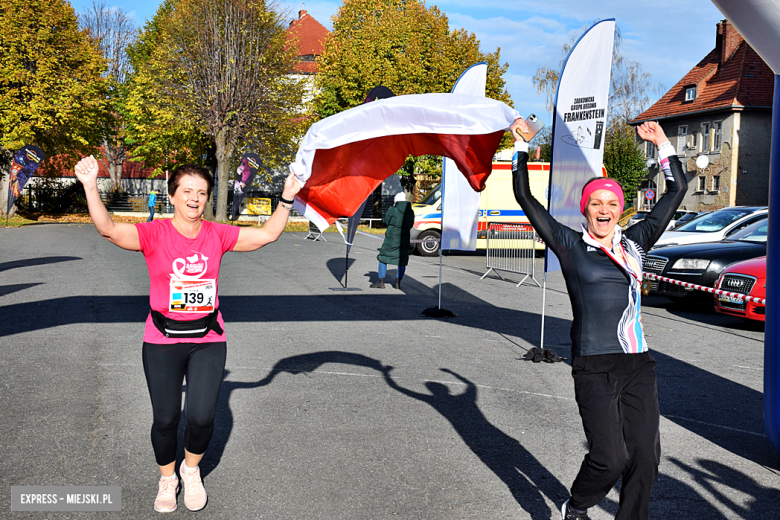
410;159;607;256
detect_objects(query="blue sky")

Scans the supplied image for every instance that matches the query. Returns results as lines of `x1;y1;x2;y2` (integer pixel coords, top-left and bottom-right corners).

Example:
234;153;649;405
69;0;728;124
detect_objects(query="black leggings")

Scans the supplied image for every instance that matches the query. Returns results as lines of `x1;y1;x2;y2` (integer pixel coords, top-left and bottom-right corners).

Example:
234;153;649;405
142;341;226;466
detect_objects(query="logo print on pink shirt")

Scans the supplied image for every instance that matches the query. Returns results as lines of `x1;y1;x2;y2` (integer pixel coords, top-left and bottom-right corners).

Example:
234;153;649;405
172;251;209;280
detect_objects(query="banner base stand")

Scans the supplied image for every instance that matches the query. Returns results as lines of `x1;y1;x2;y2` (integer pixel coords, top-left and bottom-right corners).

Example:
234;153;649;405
521;347;564;363
329;287;362;291
420;306;457;318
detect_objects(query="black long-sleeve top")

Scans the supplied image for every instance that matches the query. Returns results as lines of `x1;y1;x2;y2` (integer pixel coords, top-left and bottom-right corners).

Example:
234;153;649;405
512;143;687;356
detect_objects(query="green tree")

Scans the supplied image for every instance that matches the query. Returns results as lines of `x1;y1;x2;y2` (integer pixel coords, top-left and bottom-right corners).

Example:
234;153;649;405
603;124;647;204
0;0;109;212
126;0;306;222
315;0;512;196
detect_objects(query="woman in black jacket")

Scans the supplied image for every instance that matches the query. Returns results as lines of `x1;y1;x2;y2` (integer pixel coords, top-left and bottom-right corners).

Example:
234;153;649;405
510;119;686;520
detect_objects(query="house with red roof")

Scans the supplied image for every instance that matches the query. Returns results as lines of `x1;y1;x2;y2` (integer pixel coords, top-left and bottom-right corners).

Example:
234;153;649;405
287;9;329;75
630;20;774;210
286;9;330;106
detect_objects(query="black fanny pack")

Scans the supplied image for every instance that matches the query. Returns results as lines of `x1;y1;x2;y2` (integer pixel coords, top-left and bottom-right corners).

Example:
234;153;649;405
150;308;224;339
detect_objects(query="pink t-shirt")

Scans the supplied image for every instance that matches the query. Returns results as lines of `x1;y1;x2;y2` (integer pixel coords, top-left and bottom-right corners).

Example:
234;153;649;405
135;219;240;344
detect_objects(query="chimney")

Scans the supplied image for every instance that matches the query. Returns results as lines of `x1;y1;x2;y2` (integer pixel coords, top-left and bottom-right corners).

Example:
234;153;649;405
716;19;742;68
299;9;307;19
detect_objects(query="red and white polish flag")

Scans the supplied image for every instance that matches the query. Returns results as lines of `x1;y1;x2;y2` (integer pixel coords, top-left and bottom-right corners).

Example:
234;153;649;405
289;93;520;230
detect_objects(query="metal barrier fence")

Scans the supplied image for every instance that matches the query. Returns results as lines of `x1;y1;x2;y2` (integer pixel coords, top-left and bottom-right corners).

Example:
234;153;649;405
481;223;541;287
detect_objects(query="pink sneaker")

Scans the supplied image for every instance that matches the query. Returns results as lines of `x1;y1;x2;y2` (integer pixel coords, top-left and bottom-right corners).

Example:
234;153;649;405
153;476;179;513
180;461;207;511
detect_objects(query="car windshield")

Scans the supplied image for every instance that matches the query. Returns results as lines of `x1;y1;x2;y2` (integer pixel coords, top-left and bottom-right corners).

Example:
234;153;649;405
675;213;698;224
418;183;441;205
731;221;769;243
674;209;753;232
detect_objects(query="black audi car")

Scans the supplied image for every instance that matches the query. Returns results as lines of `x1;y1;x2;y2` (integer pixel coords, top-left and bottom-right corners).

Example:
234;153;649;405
642;219;768;303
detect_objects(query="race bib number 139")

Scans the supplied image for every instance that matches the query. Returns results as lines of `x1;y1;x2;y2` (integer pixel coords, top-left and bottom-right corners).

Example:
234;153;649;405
170;279;216;313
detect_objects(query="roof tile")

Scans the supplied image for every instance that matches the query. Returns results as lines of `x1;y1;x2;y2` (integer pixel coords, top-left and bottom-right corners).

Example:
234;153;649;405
632;33;774;123
286;10;330;74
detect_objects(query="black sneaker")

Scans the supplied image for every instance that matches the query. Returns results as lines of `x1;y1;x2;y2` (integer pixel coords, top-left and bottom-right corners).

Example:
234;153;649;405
561;499;591;520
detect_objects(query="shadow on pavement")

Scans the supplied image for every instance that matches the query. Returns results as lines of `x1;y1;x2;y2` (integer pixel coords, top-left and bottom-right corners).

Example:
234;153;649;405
193;352;388;478
651;457;779;519
0;283;44;297
326;256;357;284
381;365;568;520
194;350;780;519
198;350;568;518
4;284;777;476
0;255;81;273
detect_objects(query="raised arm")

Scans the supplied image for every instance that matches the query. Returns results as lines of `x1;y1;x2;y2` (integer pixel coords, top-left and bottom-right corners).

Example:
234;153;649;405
74;156;140;251
626;122;688;250
233;171;301;252
509;119;573;254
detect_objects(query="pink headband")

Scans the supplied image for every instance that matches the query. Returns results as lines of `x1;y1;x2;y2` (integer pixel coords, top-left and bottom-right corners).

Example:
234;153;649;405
580;178;624;215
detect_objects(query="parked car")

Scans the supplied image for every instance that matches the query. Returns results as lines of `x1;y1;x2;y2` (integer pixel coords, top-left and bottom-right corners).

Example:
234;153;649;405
642;220;768;302
713;256;766;322
626;209;696;229
666;209;698;230
652;206;767;248
669;211;710;230
627;210;651;227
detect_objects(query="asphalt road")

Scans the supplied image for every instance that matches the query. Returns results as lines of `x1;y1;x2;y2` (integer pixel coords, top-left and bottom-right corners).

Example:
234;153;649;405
1;224;778;519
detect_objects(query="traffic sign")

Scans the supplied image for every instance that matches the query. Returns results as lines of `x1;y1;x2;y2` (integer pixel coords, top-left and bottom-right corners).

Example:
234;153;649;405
645;189;655;201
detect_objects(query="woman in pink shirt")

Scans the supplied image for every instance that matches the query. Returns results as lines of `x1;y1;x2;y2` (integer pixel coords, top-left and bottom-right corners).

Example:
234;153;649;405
74;157;300;513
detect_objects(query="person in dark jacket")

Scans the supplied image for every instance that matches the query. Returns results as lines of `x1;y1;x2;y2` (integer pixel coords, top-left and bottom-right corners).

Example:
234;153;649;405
510;118;686;520
371;192;415;289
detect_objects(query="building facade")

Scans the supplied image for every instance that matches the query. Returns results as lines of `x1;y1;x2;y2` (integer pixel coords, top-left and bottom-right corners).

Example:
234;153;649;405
630;20;774;211
286;9;330;108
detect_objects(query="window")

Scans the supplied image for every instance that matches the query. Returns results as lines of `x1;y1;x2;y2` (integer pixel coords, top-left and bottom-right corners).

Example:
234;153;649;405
712;175;720;192
646;141;655;158
685;86;696;101
697;175;707;192
714;121;723;150
700;122;711;151
677;125;688;154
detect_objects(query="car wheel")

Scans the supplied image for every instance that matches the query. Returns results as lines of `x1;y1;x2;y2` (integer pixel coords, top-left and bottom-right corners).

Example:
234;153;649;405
417;230;440;257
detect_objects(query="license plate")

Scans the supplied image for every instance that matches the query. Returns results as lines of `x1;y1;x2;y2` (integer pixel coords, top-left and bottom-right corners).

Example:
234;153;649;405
719;295;743;304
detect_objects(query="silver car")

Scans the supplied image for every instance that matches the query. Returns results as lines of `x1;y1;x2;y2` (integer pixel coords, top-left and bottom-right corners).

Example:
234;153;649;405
652;206;768;249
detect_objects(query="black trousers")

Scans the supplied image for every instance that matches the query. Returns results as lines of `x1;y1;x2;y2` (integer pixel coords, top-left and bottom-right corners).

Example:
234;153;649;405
569;352;661;520
142;341;226;466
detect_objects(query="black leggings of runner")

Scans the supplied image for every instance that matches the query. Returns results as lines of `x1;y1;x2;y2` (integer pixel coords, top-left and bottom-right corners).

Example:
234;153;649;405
142;341;226;466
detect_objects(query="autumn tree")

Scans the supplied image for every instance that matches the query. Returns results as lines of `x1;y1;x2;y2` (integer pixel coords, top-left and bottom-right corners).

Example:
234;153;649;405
0;0;109;213
127;0;306;222
124;0;211;184
79;0;137;191
315;0;512;196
